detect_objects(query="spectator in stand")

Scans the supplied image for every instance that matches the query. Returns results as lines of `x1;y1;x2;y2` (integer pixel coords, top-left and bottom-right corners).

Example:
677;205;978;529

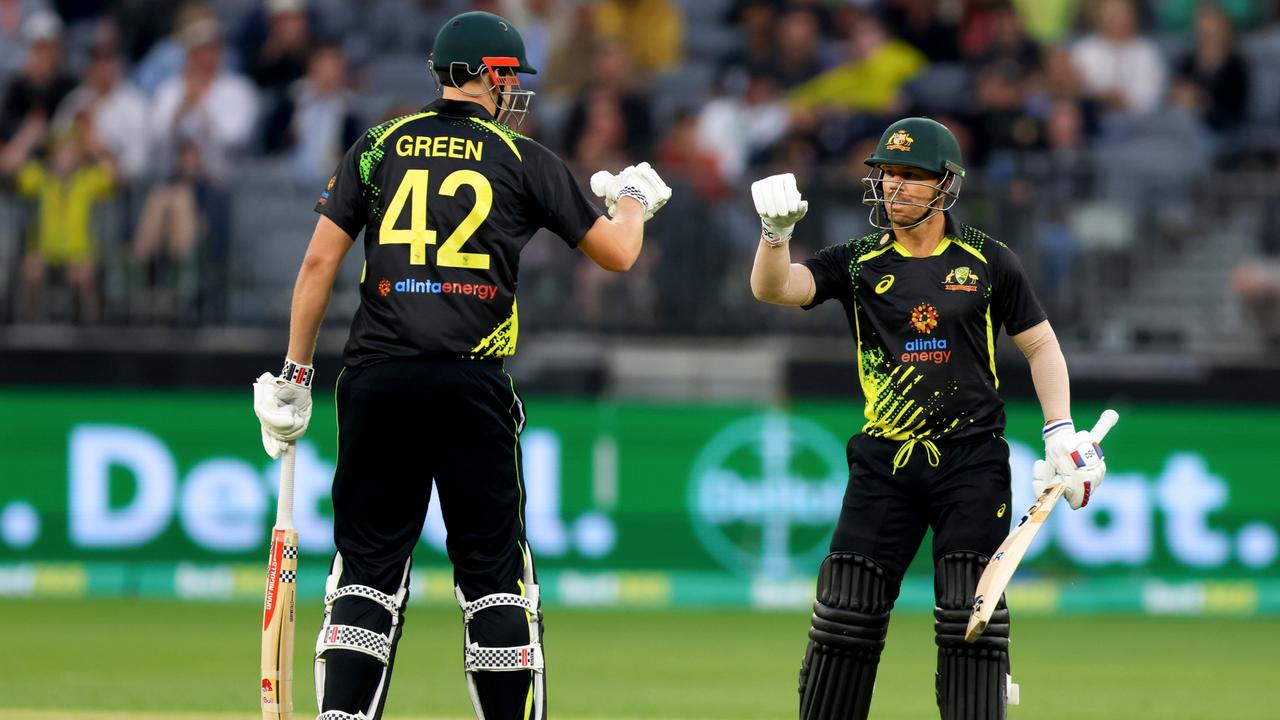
1170;2;1249;137
564;39;653;167
150;17;257;322
885;0;960;62
657;109;733;205
541;1;596;102
131;2;221;96
697;71;790;183
498;0;557;92
971;1;1041;75
0;0;52;78
262;42;359;187
2;114;116;323
787;10;926;115
1070;0;1166;119
52;22;149;181
1031;45;1100;136
716;0;779;93
594;0;684;76
243;0;313;94
773;9;824;90
151;18;258;181
1010;0;1080;46
129;138;202;277
0;11;74;149
968;59;1043;169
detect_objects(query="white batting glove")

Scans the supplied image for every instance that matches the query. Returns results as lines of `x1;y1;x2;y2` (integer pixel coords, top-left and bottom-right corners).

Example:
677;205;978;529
590;162;672;221
252;359;314;459
751;172;809;247
1038;420;1107;510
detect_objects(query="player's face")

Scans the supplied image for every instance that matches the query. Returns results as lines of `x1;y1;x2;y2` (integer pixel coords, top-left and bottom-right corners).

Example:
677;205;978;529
878;164;944;223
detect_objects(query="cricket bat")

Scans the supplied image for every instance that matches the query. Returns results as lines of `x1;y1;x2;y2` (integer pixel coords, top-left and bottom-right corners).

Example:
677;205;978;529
261;442;298;719
965;409;1120;642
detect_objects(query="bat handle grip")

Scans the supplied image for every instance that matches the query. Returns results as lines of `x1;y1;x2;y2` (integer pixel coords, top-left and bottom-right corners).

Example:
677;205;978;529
1089;409;1120;443
276;442;296;528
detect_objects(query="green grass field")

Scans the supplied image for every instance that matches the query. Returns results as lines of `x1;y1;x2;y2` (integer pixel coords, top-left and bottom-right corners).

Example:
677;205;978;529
3;599;1278;719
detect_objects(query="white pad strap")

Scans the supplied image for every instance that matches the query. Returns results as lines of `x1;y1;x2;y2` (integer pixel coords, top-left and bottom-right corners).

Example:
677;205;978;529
325;584;401;615
456;590;538;621
465;642;544;672
317;623;392;664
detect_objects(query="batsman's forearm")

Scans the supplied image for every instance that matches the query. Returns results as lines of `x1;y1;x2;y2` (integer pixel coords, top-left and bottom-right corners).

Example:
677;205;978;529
750;238;792;301
1028;343;1071;424
285;257;340;365
609;199;645;268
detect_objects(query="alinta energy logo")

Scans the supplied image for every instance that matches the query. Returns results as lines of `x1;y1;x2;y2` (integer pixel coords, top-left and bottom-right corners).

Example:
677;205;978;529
378;278;499;301
904;303;950;364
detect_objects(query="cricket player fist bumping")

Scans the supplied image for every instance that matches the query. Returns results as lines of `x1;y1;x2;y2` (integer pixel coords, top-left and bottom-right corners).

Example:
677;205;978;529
748;117;1107;720
1034;419;1108;510
252;360;314;459
590;162;673;222
251;10;663;720
751;172;809;246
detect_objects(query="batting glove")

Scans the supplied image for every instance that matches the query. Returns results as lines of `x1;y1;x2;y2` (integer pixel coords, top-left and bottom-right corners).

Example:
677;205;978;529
590;162;672;222
253;359;314;459
1038;419;1107;510
751;172;808;247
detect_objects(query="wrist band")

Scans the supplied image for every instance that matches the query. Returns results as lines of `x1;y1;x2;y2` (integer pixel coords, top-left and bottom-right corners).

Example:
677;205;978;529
281;358;314;388
761;222;791;247
617;186;650;212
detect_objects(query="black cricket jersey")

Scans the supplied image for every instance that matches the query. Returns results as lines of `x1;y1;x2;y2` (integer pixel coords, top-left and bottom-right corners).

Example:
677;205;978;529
316;98;602;367
803;221;1046;443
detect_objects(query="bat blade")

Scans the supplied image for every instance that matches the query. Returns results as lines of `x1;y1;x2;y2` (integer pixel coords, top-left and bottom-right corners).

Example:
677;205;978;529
261;526;298;718
965;409;1120;642
965;483;1065;642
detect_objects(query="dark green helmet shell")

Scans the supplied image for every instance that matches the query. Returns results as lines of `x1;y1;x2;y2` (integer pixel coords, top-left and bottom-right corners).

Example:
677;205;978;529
864;117;964;178
430;11;537;76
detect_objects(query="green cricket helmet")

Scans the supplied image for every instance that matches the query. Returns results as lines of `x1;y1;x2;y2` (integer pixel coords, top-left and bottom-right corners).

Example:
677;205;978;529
862;117;966;230
428;11;536;126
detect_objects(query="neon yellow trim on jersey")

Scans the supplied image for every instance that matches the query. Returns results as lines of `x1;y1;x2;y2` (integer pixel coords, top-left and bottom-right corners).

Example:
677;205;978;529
858;244;899;264
853;306;870;401
953;236;988;264
359;261;366;284
470;118;523;161
931;237;952;256
376;111;437;148
986;306;999;389
472;299;520;357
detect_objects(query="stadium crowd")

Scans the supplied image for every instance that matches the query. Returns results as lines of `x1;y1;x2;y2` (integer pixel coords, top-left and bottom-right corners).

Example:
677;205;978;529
1;0;1278;351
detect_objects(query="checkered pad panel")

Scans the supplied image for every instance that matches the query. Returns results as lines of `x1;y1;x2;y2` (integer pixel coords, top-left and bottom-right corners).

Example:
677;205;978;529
282;546;298;559
280;570;296;584
318;712;365;720
460;592;536;621
326;583;399;614
319;624;391;664
464;642;544;672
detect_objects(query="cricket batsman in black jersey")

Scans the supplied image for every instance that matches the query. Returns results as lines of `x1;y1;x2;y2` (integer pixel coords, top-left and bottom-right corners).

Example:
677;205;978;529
749;117;1110;719
251;11;671;720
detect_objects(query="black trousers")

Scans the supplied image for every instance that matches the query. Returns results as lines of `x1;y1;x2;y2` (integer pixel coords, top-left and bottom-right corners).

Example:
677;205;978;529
323;358;534;715
830;432;1012;603
332;358;530;599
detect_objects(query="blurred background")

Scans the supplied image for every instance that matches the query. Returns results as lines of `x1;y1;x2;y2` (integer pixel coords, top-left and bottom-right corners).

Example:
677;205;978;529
1;0;1279;716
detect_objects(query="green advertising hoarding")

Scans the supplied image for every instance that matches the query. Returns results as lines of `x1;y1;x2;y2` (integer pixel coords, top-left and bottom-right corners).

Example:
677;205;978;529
1;389;1278;613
